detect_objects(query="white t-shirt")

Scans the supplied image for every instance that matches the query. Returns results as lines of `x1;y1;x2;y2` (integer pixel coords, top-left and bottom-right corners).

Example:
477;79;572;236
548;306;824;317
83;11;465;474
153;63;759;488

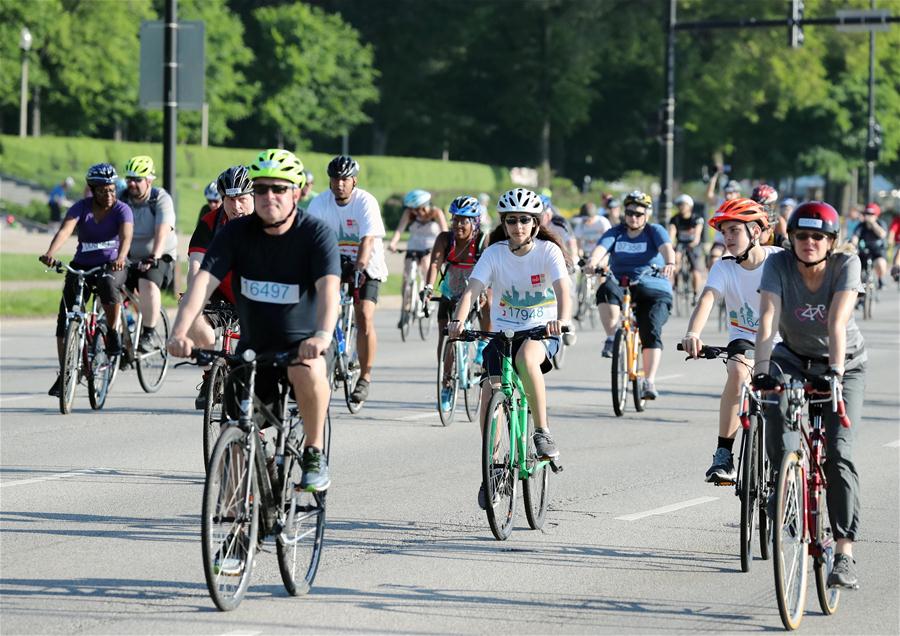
572;216;611;252
705;246;782;342
307;187;388;281
470;239;568;330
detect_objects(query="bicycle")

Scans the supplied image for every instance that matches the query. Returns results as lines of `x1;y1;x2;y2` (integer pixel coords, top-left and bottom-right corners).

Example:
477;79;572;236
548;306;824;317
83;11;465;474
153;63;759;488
857;251;877;320
767;372;851;630
678;344;770;572
189;348;330;611
47;260;120;414
574;265;600;330
397;249;434;342
672;244;694;318
117;261;171;393
451;326;565;541
435;300;482;426
331;277;363;414
201;301;241;468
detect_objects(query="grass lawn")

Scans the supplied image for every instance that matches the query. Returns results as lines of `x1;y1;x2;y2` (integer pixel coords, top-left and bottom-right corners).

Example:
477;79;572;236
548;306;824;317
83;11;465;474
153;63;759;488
0;253;60;281
0;288;62;317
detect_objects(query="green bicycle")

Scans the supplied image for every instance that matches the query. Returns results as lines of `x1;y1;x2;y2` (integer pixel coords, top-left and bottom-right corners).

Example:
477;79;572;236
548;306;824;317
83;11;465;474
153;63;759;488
452;326;565;541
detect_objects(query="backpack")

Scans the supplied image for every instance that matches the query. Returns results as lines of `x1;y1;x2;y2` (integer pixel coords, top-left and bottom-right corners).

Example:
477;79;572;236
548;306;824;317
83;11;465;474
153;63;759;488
121;187;161;216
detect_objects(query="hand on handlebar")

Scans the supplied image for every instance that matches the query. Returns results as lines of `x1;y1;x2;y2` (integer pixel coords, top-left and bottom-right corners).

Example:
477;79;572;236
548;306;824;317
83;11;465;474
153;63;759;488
138;256;158;272
751;372;781;392
662;263;676;279
681;333;703;359
546;320;567;337
39;253;58;268
447;319;463;339
167;334;195;358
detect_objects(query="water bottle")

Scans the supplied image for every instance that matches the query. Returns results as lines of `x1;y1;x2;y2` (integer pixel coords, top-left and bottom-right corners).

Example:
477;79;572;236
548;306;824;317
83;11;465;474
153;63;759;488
125;312;136;336
335;325;346;355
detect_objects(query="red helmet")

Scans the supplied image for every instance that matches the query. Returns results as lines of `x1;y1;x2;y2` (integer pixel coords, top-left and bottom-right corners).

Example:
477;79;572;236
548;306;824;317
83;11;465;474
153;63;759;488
709;197;769;230
787;201;840;236
864;202;881;217
751;184;778;206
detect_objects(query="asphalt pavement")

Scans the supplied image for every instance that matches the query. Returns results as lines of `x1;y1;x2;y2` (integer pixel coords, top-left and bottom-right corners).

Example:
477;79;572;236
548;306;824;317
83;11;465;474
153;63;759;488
1;290;898;634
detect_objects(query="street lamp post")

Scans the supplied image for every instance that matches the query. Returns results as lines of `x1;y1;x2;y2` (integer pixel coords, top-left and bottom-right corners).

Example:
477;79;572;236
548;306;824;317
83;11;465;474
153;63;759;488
19;27;32;138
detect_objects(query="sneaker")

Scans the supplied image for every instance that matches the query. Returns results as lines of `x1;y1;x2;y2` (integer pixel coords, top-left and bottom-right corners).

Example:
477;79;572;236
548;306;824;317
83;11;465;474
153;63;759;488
827;553;860;590
477;482;501;510
532;428;560;459
48;375;62;397
138;329;158;353
766;491;776;522
350;378;369;403
474;340;487;366
299;446;331;492
643;380;658;400
194;369;212;410
562;331;576;346
705;447;737;484
601;336;614;358
440;386;453;412
105;329;122;357
213;532;249;576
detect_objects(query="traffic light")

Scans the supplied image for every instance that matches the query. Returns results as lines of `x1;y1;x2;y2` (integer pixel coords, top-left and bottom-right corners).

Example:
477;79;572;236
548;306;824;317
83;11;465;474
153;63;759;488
789;0;805;48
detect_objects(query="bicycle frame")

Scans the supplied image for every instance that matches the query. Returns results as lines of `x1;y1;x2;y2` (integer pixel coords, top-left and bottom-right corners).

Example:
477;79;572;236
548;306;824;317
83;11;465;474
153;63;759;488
619;280;643;382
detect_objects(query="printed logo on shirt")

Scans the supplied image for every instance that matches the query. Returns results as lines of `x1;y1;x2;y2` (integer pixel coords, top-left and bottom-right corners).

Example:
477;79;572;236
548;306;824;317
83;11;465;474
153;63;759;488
530;274;545;286
346;219;355;227
498;285;556;324
729;301;759;334
794;303;827;323
615;241;647;254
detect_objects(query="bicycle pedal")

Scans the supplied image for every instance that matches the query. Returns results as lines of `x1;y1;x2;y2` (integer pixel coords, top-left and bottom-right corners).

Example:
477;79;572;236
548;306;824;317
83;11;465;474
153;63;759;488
549;460;563;473
713;479;736;487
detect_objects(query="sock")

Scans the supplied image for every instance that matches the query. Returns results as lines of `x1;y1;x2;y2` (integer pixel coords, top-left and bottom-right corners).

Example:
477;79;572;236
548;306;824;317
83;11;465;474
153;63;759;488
717;436;735;453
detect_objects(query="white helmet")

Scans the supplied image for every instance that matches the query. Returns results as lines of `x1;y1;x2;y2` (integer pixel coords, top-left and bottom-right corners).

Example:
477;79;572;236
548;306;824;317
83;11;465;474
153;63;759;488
496;188;543;216
674;194;694;208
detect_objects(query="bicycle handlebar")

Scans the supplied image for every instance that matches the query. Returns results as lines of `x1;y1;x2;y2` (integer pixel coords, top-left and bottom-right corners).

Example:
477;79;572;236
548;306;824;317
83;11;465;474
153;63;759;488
445;325;571;342
676;343;729;360
183;347;310;369
45;259;107;277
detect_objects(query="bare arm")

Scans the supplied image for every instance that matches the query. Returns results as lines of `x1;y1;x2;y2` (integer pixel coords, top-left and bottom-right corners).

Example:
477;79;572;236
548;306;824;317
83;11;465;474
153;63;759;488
448;278;486;337
114;222;133;271
424;234;449;289
705;170;721;207
681;287;718;357
297;273;341;361
659;242;676;279
356;236;375;272
586;244;609;270
434;207;448;232
168;269;221;356
388;209;411;250
552;276;572;324
755;290;781;376
827;290;857;373
186;253;204;288
151;221;172;260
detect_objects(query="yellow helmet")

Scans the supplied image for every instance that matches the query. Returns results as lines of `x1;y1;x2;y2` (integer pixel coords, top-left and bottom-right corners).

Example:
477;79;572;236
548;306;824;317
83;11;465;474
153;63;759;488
248;149;305;186
124;155;156;178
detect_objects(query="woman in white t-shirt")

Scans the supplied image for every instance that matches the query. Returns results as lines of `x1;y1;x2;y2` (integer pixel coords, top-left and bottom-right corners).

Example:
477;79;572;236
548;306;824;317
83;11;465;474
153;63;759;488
681;198;780;484
449;188;572;506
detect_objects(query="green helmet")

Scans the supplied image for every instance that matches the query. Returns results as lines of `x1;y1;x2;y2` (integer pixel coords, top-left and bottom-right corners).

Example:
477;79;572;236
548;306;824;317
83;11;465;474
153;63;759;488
124;155;156;178
248;149;305;186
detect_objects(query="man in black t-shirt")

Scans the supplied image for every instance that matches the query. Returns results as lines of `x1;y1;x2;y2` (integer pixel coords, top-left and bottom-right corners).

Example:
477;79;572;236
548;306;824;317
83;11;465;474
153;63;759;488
169;149;340;492
668;194;706;301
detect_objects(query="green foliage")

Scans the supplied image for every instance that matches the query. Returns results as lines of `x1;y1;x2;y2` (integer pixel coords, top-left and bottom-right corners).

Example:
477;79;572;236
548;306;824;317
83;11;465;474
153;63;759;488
0;288;61;317
0;253;52;281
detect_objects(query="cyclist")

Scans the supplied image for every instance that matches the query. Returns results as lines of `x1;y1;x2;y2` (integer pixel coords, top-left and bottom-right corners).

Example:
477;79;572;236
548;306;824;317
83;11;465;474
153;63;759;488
169;148;339;491
605;196;622;226
753;201;865;590
668;193;705;303
308;155;388;404
572;202;611;259
775;197;797;245
448;188;572;508
197;181;222;223
422;195;491;411
707;176;741;267
40;164;133;396
540;195;578;263
186;165;255;409
850;202;888;289
477;192;493;232
583;190;675;399
118;155;178;353
388;189;447;327
750;183;779;245
681;198;781;483
298;169;317;211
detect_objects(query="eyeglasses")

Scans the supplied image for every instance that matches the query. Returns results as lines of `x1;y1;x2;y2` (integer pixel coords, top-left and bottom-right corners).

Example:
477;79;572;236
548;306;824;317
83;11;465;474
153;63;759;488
126;177;145;183
451;216;473;224
253;184;293;196
624;210;646;218
504;216;534;226
793;231;827;242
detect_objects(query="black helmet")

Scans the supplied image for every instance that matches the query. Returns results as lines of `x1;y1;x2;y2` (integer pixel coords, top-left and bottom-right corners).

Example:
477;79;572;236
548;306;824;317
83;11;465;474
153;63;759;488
216;165;253;198
327;155;360;179
86;163;118;186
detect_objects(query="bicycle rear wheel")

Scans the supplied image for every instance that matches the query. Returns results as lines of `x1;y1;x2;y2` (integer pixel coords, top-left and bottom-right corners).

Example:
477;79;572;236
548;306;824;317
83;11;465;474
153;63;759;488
418;297;434;340
463;341;482;423
482;391;516;540
738;422;757;572
757;415;770;561
632;336;645;412
610;329;627;417
522;412;549;530
201;426;260;611
87;322;115;410
59;320;82;415
203;359;228;469
773;451;809;631
813;485;840;615
136;309;170;393
276;440;327;596
437;337;459;426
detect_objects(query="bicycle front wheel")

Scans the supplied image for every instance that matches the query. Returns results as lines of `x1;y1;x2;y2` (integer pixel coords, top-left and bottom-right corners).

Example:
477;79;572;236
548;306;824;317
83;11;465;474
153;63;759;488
59;320;82;415
522;411;549;530
202;359;228;469
136;309;170;393
482;390;516;541
739;421;758;573
87;322;115;411
610;329;627;417
757;416;770;561
632;335;645;412
813;485;840;615
201;426;260;611
551;338;566;370
773;450;809;631
463;341;482;423
437;337;459;426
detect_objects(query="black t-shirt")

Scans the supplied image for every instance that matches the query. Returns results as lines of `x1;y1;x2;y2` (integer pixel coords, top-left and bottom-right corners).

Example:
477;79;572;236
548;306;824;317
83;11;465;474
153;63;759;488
201;210;341;353
669;213;704;243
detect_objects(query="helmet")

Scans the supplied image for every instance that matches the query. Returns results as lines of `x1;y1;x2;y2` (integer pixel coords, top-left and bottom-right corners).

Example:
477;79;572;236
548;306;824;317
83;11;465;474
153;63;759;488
124;155;155;179
204;181;221;201
864;202;881;217
497;188;543;216
751;184;778;206
216;165;253;198
623;190;653;210
709;197;769;230
86;163;118;186
304;169;314;185
787;201;840;236
539;194;554;212
327;155;360;179
606;197;621;208
674;194;694;208
723;180;741;194
403;189;431;209
64;176;75;188
449;195;481;218
248;149;305;186
781;197;797;209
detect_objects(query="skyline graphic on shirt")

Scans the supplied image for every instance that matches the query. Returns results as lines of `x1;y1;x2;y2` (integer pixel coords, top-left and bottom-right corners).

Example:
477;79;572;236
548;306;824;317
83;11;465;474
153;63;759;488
499;285;556;309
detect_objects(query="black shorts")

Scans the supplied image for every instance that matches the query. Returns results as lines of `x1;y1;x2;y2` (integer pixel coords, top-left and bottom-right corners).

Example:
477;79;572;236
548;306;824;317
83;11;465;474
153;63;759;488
595;278;672;350
676;243;705;272
482;333;560;377
438;296;457;322
340;257;380;303
726;338;755;360
127;258;174;291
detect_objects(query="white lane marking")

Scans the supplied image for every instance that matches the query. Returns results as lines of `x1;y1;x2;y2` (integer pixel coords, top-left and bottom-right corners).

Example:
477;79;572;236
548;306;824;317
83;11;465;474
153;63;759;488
654;374;683;381
0;467;109;489
616;496;719;521
0;394;41;404
884;439;900;448
399;412;439;421
218;632;261;636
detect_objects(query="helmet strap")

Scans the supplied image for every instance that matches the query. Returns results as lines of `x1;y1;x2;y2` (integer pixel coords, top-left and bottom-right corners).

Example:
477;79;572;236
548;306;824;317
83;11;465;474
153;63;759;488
733;225;758;264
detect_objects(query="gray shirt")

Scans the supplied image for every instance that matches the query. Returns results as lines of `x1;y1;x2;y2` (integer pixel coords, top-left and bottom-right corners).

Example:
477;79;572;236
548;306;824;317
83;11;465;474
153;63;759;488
760;250;865;367
121;187;178;259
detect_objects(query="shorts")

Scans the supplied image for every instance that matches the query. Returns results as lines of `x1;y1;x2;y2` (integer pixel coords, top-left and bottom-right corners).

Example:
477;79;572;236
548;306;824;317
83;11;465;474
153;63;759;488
127;257;174;291
676;243;705;272
437;296;457;322
595;277;672;350
340;257;380;303
55;264;127;338
482;332;560;378
726;338;755;360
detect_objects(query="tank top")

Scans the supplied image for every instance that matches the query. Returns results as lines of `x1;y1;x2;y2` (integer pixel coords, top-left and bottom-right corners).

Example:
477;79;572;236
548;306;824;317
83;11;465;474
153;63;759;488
440;232;484;299
407;215;441;251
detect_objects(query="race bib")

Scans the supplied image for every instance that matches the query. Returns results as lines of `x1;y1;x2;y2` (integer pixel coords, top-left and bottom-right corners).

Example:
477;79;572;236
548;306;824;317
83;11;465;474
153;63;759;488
615;241;647;254
81;240;117;252
240;277;300;304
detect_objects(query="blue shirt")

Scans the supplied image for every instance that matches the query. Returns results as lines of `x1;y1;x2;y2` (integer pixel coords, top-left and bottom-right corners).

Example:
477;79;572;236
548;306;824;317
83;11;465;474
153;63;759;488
598;223;672;291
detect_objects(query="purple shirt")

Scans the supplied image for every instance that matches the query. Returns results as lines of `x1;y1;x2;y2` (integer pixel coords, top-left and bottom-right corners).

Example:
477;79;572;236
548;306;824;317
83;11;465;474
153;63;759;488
65;199;134;267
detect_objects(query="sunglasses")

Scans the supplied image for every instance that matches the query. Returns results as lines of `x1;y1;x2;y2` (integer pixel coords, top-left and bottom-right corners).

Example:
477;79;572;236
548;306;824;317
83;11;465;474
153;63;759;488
126;177;145;183
793;231;828;242
253;184;293;195
624;210;646;218
504;216;534;226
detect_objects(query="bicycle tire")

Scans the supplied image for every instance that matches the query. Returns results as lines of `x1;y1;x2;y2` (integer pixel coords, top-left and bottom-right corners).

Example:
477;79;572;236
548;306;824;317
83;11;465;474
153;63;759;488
773;450;809;631
463;341;482;423
59;320;81;415
87;322;114;411
276;441;327;596
201;425;260;611
522;411;549;530
739;421;757;573
611;328;627;417
757;415;771;561
399;309;411;341
863;284;873;320
136;309;170;393
341;309;363;414
437;337;459;426
632;336;645;412
813;484;840;615
482;390;516;541
202;359;228;469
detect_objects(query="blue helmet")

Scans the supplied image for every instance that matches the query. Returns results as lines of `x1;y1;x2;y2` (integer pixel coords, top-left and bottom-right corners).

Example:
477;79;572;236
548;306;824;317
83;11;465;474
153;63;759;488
449;195;481;218
85;163;118;186
403;189;431;209
539;194;554;212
